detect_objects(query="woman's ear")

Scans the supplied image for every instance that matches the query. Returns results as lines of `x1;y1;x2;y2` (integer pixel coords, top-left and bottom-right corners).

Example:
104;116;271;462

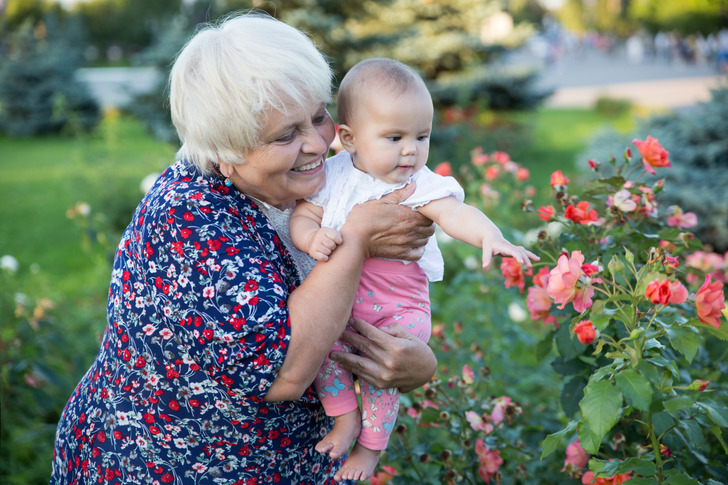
337;124;356;153
218;162;232;179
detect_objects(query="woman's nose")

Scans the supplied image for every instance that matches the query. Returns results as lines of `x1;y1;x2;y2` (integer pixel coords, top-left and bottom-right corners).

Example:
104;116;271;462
303;127;330;155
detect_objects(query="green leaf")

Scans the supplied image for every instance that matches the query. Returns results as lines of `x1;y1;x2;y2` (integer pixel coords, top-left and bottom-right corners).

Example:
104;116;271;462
697;402;728;427
707;425;728;455
676;419;707;453
555;323;585;361
624;478;659;485
540;420;578;460
579;380;623;453
693;319;728;341
577;418;601;455
595;456;657;476
561;376;587;416
616;369;653;411
663;395;696;413
664;470;700;485
665;325;699;363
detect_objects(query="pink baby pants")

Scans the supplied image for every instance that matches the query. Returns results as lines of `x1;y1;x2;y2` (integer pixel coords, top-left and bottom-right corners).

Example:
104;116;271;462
314;258;431;450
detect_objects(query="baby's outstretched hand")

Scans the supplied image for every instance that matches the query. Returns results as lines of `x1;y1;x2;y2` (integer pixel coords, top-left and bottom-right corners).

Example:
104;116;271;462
308;228;343;261
481;236;539;270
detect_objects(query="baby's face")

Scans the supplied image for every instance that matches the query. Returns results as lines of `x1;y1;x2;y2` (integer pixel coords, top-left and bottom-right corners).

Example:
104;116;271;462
349;86;433;184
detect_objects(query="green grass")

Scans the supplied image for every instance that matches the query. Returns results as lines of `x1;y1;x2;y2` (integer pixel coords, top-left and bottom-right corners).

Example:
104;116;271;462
0;113;175;299
496;106;634;185
0;107;632;301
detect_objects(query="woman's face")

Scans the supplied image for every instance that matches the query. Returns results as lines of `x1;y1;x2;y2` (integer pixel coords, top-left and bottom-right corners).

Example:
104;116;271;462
225;98;335;209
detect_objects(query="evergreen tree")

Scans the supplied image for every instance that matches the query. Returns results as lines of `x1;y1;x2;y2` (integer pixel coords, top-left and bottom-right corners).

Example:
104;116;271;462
0;15;100;136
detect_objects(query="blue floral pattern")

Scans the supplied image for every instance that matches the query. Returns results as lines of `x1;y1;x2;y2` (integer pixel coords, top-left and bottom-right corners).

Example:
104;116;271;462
51;160;345;484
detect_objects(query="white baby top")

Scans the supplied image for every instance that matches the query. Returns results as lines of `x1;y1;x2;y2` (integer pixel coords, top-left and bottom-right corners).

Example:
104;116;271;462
307;151;465;282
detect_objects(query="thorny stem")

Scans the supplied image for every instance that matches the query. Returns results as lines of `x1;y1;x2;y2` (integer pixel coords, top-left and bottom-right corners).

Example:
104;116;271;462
648;411;664;484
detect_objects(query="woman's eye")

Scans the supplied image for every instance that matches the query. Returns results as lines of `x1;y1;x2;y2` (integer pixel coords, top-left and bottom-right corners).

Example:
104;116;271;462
276;132;295;143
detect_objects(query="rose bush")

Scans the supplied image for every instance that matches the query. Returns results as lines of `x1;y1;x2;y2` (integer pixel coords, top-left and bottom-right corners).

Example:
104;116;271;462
529;138;727;484
376;140;727;484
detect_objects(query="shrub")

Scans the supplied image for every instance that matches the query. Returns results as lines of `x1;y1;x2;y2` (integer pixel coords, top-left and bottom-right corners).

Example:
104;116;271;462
530;138;727;483
0;257;102;485
377;140;727;484
582;85;728;252
0;16;100;136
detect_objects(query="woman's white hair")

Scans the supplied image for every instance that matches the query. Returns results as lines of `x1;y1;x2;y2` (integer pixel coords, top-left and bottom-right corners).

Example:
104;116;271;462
170;12;333;174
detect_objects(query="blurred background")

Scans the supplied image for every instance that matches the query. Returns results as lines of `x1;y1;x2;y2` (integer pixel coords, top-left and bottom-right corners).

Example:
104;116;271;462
1;1;727;483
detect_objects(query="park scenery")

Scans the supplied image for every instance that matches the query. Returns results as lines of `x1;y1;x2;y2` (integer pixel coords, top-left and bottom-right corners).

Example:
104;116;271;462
1;1;728;484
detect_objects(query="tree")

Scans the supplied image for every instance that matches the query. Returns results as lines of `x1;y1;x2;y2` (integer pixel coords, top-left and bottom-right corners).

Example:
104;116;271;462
0;15;100;136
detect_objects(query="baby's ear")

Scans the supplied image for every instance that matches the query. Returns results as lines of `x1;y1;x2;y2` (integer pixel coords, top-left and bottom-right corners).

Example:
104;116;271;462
336;124;356;152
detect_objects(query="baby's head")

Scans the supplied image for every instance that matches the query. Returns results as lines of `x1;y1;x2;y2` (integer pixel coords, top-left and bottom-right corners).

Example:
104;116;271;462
336;58;434;184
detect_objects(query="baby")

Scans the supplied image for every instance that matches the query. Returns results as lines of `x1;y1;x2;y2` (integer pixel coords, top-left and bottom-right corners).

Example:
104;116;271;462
290;58;538;482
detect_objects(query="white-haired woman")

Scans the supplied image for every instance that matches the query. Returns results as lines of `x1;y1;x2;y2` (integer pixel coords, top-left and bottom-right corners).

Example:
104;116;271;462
51;12;436;485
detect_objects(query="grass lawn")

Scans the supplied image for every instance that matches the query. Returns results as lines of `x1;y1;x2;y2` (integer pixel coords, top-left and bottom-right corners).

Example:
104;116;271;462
0;112;175;299
0;106;633;302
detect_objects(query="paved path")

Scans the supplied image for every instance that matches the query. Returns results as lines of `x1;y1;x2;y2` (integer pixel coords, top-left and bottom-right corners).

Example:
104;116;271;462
515;49;726;109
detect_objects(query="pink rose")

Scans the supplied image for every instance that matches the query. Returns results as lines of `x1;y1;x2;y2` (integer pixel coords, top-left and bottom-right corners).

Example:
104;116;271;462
476;439;503;483
538;205;555;221
492;151;510;165
550;170;569;188
562;440;589;474
433;161;452;177
633;135;670;175
500;257;531;293
547;251;596;312
369;465;397;485
667;206;698;229
516;167;530;181
695;275;725;329
668;280;688;304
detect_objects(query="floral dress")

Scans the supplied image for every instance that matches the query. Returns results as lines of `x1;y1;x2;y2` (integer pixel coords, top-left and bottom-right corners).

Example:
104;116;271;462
51;160;346;484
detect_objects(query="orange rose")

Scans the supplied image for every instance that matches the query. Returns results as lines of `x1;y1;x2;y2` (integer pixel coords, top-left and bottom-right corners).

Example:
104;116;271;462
633;136;670;175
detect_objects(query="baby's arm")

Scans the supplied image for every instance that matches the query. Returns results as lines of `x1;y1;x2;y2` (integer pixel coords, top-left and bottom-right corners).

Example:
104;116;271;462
290;200;343;261
417;197;538;269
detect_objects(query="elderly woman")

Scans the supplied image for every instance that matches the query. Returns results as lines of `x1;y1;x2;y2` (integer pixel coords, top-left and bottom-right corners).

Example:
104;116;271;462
51;12;436;485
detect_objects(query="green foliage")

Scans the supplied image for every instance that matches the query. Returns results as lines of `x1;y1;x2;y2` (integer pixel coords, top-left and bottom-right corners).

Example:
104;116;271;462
75;0;182;58
0;262;103;485
0;16;100;136
556;0;727;37
628;0;728;35
532;141;728;483
129;0;548;139
583;84;728;252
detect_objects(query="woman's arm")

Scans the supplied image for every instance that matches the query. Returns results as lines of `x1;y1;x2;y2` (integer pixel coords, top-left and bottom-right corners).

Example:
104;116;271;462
264;183;435;402
330;318;437;393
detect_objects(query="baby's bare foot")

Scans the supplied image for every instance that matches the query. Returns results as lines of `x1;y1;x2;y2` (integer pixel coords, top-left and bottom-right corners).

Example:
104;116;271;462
334;442;381;482
316;409;361;459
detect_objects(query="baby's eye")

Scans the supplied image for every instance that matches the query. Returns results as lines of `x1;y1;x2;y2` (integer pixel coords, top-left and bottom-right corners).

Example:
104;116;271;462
387;136;402;142
417;135;429;141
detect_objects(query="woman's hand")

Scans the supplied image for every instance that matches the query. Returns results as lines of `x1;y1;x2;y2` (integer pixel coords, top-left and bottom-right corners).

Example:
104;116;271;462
329;318;437;393
345;183;434;262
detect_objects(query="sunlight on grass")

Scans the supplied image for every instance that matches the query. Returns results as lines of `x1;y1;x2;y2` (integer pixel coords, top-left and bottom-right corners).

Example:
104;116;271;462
0;112;175;298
